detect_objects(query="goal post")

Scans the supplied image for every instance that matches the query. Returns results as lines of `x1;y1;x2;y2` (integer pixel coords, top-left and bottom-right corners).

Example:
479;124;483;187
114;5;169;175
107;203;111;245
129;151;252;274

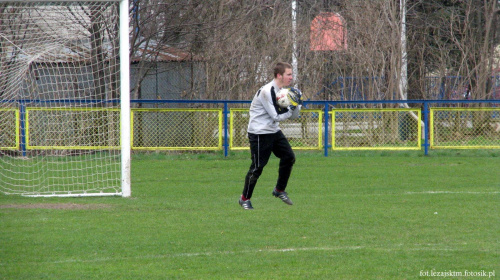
0;0;131;197
119;0;131;197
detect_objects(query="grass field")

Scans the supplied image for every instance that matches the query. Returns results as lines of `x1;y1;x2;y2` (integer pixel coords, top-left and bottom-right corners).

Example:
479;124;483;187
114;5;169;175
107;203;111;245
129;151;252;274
1;150;499;279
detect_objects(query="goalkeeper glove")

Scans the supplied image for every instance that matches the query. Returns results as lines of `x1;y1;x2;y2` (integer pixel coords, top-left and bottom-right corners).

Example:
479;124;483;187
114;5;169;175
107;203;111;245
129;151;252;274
289;88;303;106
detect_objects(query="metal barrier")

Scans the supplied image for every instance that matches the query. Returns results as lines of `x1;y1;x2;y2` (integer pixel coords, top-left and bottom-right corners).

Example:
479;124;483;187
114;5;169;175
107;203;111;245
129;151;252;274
230;109;323;150
332;108;421;150
0;109;19;150
1;99;499;156
26;108;121;150
131;108;223;150
430;108;500;149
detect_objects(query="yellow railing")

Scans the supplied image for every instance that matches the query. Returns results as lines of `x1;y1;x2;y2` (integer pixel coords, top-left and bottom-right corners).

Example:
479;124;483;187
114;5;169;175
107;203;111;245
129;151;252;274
0;109;19;150
131;109;223;150
229;109;323;150
332;108;422;150
430;108;500;149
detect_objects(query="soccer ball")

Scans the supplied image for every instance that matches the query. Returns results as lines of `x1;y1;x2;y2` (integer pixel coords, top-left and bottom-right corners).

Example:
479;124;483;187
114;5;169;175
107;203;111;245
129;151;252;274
276;88;292;108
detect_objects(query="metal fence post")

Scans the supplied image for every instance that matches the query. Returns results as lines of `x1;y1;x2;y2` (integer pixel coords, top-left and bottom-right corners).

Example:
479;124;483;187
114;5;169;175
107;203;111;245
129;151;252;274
223;102;229;157
423;101;429;155
323;101;329;157
19;101;26;157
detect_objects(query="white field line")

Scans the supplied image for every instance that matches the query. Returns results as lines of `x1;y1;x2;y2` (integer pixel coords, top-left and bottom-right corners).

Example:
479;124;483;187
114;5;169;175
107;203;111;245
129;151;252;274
1;245;485;265
322;191;500;197
405;191;500;195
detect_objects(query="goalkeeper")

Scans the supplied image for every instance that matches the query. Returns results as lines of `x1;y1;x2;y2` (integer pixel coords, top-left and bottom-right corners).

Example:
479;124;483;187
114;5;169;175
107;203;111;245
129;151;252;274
239;62;302;210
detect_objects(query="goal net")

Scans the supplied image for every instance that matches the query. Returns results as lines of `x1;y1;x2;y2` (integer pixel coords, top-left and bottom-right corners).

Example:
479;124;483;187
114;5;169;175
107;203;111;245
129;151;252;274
0;0;131;197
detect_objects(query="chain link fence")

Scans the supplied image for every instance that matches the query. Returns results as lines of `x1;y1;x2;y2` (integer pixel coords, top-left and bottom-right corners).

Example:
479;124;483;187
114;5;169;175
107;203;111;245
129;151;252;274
26;108;120;150
430;108;500;148
0;109;19;149
332;109;422;150
229;109;323;150
131;109;222;150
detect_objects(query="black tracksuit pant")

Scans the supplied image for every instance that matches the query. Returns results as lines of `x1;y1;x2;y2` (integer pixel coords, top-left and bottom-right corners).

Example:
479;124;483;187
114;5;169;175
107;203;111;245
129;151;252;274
242;130;295;200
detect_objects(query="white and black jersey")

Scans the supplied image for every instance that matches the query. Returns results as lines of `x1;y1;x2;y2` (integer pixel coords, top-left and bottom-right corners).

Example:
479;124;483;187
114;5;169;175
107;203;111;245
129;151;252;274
247;80;296;134
241;79;299;201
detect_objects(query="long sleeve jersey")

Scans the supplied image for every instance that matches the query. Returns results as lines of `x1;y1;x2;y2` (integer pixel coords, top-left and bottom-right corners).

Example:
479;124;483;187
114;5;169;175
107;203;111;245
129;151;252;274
247;80;297;134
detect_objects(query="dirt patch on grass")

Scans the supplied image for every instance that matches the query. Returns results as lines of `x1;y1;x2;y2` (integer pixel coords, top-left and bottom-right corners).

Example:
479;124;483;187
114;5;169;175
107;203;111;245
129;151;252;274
0;203;112;210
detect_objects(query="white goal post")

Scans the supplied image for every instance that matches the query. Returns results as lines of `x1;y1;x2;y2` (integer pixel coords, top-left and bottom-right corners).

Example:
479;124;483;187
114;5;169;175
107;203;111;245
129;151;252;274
0;0;131;197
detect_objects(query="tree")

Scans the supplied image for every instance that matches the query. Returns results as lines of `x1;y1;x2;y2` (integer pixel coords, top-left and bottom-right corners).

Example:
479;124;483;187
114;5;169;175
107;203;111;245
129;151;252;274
128;0;500;101
406;0;500;99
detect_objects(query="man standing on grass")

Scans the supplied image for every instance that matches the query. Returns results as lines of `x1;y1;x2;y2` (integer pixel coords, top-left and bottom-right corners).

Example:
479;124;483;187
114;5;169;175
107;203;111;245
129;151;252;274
239;62;302;210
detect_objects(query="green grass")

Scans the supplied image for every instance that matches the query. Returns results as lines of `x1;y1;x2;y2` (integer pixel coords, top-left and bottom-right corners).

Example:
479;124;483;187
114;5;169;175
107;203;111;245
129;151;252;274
1;150;499;279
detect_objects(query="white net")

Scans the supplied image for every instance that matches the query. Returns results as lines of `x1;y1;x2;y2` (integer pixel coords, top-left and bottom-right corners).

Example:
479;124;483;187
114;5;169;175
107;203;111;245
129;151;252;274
0;1;123;196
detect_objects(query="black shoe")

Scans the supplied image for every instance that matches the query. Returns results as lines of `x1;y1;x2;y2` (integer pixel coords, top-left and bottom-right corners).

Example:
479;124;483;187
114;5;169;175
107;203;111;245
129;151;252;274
272;189;293;205
239;199;254;210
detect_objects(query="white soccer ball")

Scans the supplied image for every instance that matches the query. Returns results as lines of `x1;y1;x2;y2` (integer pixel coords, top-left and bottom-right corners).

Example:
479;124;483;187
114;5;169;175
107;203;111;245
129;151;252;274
276;88;292;108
